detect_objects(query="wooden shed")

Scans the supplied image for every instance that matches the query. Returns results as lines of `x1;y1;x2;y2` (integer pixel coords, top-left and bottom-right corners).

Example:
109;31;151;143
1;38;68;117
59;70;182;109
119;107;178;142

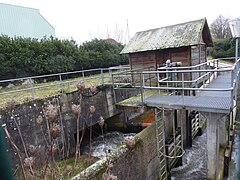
121;18;213;70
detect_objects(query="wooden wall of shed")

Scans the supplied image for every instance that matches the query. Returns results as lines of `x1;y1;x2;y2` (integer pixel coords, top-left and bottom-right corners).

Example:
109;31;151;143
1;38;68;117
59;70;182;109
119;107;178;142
129;46;191;70
191;44;207;81
129;51;157;70
156;46;191;67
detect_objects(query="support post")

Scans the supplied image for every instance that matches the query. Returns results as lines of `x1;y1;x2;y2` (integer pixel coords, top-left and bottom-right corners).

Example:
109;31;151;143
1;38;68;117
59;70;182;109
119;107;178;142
201;112;226;180
219;116;227;147
179;109;187;149
186;110;192;147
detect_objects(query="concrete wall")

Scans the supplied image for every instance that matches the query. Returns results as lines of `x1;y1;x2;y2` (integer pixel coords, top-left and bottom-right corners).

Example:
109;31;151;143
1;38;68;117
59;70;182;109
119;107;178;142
0;85;140;166
74;122;160;180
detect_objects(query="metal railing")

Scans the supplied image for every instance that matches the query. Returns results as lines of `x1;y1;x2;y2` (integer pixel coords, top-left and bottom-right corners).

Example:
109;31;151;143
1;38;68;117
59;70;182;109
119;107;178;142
112;59;240;110
0;65;130;101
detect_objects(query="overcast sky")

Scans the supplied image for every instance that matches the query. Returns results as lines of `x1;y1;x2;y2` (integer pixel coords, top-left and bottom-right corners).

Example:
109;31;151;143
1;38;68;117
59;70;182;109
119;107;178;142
1;0;240;43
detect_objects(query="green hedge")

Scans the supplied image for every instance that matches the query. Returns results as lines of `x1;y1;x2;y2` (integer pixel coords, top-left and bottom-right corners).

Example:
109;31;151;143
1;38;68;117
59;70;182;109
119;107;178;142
208;38;235;59
0;36;128;80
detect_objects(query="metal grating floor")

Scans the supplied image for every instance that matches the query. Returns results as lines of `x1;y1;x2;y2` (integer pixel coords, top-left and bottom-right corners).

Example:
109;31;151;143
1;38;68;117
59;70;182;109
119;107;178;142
145;75;232;113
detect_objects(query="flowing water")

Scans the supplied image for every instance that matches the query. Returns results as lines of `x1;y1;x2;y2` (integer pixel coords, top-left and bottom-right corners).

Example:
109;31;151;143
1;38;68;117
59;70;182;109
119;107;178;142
171;132;207;179
82;131;136;158
227;123;240;180
82;130;240;179
171;128;240;180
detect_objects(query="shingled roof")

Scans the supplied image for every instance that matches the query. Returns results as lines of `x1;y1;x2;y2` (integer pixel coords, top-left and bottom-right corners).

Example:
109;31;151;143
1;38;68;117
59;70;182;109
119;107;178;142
121;18;212;54
0;3;55;39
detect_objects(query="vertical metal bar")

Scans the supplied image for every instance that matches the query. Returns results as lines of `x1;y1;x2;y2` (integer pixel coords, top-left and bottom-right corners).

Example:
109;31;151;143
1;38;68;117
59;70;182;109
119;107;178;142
180;109;184;162
213;60;216;79
149;67;151;87
29;78;35;99
140;73;144;104
82;70;85;82
157;72;161;95
101;69;104;85
166;67;169;91
172;110;176;156
142;72;146;102
111;73;117;104
231;69;234;109
182;73;184;105
59;74;63;94
109;68;113;83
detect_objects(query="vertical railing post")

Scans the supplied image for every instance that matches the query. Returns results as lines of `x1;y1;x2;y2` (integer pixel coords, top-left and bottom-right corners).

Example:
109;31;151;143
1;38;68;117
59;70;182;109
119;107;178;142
59;74;63;94
111;73;117;104
109;68;113;84
193;81;197;96
166;68;169;92
101;69;104;85
236;38;239;63
157;71;161;95
231;68;234;109
213;60;216;79
149;67;151;87
182;73;184;105
140;72;144;104
29;78;35;99
82;70;85;82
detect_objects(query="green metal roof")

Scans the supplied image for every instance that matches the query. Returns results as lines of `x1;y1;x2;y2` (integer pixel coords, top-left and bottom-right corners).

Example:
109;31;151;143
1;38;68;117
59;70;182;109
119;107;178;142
0;3;55;39
121;18;212;54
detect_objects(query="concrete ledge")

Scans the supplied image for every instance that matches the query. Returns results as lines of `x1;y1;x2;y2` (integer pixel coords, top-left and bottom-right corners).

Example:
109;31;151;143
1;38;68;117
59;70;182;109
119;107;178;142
72;123;160;180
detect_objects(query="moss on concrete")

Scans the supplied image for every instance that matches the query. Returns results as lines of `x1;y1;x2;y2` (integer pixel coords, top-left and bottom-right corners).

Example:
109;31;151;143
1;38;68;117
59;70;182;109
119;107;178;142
117;90;169;107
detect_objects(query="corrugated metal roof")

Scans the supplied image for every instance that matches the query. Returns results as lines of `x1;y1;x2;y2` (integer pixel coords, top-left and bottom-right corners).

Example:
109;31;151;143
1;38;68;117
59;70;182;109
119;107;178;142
121;18;211;54
0;3;55;39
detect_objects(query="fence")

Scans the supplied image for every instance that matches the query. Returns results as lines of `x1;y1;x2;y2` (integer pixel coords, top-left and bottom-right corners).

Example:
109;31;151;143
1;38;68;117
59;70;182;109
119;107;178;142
0;65;130;108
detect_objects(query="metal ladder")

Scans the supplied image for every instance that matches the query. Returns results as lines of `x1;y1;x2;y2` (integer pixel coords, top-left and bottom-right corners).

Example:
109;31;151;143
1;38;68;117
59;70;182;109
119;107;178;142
155;107;168;180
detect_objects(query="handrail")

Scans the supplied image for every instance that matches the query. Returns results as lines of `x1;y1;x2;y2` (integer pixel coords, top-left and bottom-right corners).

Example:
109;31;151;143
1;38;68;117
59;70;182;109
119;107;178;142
144;67;234;74
112;66;155;75
111;58;240;110
158;59;220;70
0;65;130;84
0;65;131;99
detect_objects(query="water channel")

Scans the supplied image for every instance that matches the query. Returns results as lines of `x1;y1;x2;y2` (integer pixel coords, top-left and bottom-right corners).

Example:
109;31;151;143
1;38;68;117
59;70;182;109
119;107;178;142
171;127;240;180
82;131;136;158
83;128;240;179
171;132;207;179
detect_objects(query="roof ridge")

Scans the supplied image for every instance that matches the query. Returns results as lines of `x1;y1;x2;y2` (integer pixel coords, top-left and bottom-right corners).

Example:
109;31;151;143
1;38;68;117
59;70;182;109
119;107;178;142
136;18;205;34
121;18;212;54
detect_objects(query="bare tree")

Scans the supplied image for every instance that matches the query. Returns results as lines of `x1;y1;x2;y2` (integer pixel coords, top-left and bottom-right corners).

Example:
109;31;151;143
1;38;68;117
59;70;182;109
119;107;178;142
210;15;232;39
105;23;125;44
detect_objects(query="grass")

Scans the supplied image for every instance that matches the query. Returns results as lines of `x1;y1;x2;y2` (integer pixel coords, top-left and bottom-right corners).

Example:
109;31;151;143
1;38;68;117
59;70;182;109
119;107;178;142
117;90;169;107
0;73;112;110
219;59;235;65
57;156;99;178
16;156;99;179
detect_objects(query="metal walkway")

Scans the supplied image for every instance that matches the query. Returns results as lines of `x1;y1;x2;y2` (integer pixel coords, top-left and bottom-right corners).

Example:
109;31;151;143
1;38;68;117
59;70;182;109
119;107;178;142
112;59;240;114
144;75;232;113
